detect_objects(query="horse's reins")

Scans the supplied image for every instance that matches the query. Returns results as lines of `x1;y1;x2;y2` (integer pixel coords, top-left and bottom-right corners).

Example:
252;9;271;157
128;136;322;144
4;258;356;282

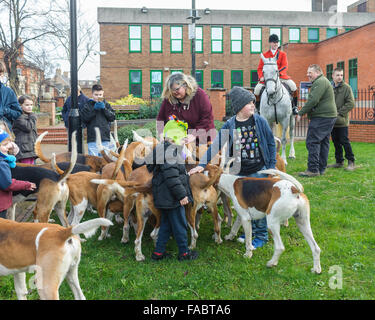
263;62;284;124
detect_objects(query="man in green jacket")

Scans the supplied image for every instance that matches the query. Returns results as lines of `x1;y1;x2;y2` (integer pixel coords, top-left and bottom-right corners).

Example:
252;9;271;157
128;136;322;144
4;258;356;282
327;67;356;171
297;64;337;177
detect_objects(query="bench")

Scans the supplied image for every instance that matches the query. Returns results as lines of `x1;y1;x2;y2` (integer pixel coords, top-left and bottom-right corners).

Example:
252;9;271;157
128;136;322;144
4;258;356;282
111;105;141;113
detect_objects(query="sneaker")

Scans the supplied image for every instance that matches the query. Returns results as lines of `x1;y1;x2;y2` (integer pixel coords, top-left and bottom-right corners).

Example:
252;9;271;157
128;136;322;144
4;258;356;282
345;161;355;171
237;234;245;243
252;238;267;249
151;251;172;261
299;170;320;177
178;250;198;261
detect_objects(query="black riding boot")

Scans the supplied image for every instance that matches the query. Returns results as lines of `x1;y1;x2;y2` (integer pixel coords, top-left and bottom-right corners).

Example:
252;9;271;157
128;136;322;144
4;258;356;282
255;100;261;114
292;96;299;115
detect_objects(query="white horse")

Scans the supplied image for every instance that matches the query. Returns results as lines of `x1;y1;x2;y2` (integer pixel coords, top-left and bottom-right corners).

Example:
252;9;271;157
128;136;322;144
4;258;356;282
259;54;295;163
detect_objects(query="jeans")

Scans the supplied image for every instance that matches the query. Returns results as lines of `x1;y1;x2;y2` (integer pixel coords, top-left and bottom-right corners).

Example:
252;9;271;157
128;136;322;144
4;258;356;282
155;206;189;255
243;166;268;242
0;210;7;219
306;117;337;173
87;141;116;156
331;126;355;163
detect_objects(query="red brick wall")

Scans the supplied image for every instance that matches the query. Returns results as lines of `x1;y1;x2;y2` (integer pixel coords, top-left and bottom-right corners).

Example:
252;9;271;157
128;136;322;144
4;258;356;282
349;124;375;143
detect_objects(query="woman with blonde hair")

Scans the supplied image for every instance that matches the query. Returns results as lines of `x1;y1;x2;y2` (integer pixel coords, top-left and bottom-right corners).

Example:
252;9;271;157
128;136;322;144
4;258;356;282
157;72;215;144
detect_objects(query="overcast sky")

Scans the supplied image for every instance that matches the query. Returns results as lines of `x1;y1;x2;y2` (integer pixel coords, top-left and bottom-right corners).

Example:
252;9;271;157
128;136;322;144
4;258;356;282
71;0;357;80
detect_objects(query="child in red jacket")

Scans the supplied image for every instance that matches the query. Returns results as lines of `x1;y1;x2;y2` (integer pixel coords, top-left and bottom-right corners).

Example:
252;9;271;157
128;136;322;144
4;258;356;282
0;129;36;219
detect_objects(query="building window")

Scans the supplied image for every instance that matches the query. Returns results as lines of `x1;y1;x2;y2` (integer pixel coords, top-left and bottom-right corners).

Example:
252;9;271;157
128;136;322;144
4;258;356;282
150;26;162;53
195;26;203;53
289;28;300;43
326;28;338;39
231;70;243;88
211;70;223;88
269;27;282;45
337;61;345;80
250;70;259;88
231;27;242;53
150;70;163;97
357;2;367;12
348;58;358;97
250;27;262;53
211;26;223;53
308;28;319;42
171;26;183;53
129;70;142;97
171;70;183;74
194;70;204;88
326;64;333;81
129;25;142;52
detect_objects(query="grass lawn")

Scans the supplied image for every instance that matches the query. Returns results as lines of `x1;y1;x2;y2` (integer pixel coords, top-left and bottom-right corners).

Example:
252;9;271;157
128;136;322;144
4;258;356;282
1;140;374;300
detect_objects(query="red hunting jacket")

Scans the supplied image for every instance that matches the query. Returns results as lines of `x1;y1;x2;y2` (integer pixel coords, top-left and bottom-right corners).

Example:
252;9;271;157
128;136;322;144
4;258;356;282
257;49;291;82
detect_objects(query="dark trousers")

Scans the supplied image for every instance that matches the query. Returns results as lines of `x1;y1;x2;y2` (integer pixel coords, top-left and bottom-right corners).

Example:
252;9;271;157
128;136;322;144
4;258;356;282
0;210;7;219
155;206;189;255
306;117;337;173
331;126;355;163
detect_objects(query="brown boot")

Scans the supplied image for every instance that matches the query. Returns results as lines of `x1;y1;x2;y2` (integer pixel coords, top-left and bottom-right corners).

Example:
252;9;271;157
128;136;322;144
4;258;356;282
345;161;355;171
299;170;320;177
327;162;344;168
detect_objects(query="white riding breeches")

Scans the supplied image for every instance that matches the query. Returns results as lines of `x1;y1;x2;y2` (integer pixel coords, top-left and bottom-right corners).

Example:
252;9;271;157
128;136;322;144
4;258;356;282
254;79;297;96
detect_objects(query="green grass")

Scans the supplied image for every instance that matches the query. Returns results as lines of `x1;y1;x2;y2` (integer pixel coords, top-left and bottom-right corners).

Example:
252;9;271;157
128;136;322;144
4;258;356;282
1;141;374;300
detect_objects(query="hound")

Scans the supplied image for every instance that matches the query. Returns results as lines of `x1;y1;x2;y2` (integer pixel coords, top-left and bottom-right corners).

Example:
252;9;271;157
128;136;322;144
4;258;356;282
217;168;321;273
0;217;112;300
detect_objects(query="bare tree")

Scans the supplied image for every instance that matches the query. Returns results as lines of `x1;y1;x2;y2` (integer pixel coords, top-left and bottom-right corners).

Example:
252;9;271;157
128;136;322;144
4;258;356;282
0;0;55;94
46;0;98;72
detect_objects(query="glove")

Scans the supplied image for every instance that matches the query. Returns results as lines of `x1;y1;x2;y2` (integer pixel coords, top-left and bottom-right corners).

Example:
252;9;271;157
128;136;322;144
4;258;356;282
94;101;105;110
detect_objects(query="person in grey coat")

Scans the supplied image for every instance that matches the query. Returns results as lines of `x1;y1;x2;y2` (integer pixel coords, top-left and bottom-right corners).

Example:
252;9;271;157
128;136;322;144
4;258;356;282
13;95;38;164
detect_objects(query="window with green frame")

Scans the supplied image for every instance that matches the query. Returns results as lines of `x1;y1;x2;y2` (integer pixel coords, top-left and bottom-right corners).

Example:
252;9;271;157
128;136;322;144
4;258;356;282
129;70;142;97
150;26;162;53
250;70;259;88
211;26;223;53
150;70;163;97
231;70;243;88
194;70;204;88
171;26;183;53
171;70;183;74
326;28;338;39
194;26;203;53
269;27;282;45
129;25;142;52
348;58;358;97
289;28;300;43
326;64;333;81
308;28;319;43
250;27;262;53
231;27;242;53
337;61;345;80
211;70;223;88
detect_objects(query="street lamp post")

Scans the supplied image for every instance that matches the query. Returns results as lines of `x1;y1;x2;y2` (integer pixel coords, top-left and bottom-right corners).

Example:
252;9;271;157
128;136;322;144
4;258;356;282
187;0;200;79
68;0;83;153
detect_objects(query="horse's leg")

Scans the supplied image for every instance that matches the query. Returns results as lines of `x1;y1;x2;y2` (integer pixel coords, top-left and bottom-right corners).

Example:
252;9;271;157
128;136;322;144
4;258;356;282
280;117;289;165
288;114;296;159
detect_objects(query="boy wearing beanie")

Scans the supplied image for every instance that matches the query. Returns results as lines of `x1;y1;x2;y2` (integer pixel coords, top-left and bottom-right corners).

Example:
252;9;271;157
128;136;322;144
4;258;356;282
0;129;36;219
189;86;276;249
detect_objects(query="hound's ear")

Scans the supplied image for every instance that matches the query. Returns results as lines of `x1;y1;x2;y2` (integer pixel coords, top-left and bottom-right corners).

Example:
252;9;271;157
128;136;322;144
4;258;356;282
260;53;267;63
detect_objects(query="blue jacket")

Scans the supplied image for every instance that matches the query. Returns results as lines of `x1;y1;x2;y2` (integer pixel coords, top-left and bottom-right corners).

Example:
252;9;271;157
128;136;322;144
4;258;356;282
62;92;90;128
0;158;12;190
0;83;22;130
199;114;276;170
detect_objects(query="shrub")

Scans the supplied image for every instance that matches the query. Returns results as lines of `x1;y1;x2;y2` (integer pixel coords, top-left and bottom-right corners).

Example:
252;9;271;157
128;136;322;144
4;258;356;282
138;97;162;119
108;94;146;106
117;121;157;144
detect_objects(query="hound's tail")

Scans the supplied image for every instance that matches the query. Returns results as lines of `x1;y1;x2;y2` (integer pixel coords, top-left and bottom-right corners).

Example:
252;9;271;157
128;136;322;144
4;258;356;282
71;218;113;239
258;169;304;193
34;131;50;163
58;131;77;183
274;136;281;153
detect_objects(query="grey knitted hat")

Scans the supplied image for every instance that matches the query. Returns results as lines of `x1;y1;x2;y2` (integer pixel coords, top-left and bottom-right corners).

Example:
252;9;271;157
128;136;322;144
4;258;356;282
229;86;256;114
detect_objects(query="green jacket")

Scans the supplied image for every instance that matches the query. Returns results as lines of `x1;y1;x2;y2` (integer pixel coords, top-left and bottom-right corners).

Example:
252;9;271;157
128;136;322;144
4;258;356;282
298;74;337;119
332;81;355;127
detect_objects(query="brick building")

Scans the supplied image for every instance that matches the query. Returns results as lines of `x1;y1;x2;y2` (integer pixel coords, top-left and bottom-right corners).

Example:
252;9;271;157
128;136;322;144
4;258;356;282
98;6;375;100
348;0;375;12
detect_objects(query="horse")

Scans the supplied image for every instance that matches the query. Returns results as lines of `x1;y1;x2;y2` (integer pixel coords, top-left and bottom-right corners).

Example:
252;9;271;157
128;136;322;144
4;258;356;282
259;54;296;164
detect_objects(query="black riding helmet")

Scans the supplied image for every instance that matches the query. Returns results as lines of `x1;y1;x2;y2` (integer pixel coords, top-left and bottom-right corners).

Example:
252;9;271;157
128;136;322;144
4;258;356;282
269;34;279;43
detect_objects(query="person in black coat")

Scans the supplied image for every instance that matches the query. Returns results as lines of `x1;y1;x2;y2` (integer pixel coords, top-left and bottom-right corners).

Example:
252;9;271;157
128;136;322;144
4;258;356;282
79;84;116;156
146;121;197;261
61;85;89;128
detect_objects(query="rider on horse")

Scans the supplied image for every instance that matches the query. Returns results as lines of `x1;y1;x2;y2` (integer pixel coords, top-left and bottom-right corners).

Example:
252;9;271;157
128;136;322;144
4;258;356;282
254;34;299;115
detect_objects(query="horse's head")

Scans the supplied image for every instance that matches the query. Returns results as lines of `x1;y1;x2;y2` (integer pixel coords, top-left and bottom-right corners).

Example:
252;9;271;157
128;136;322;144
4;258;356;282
261;54;279;97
